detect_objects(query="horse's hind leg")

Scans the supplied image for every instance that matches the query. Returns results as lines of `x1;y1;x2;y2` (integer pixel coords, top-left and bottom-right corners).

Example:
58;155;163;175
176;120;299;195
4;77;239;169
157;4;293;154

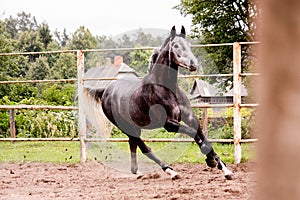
128;136;143;178
129;135;180;180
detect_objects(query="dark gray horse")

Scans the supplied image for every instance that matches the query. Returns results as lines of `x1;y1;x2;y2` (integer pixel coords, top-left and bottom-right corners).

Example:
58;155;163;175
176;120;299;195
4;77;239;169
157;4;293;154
84;26;233;180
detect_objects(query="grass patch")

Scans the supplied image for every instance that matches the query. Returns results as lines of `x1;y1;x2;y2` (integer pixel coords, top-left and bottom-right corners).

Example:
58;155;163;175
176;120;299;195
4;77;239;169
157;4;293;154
0;141;80;163
175;143;255;164
0;141;255;164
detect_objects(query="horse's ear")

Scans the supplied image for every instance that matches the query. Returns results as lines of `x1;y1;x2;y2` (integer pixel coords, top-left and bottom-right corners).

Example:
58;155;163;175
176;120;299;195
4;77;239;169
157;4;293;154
171;26;176;39
180;26;186;38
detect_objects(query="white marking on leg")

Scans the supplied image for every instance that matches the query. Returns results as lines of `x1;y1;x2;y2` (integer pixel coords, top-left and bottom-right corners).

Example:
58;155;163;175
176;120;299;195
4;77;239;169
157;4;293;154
165;168;180;180
220;161;234;179
136;170;144;179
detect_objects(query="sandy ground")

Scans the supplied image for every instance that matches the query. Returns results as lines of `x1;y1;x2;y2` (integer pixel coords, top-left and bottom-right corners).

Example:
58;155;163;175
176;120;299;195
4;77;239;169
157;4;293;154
0;162;256;200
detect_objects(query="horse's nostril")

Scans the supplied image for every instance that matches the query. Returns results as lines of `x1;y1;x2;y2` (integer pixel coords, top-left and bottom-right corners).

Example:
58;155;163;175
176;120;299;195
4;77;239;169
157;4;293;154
189;65;197;72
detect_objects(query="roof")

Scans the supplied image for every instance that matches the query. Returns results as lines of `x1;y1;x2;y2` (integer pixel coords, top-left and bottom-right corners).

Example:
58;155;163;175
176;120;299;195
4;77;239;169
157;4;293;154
84;63;139;88
190;79;248;98
225;84;248;96
190;80;220;97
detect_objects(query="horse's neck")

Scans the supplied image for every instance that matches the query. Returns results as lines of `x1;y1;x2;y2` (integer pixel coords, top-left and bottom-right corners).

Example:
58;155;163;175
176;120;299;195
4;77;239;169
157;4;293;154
147;52;179;92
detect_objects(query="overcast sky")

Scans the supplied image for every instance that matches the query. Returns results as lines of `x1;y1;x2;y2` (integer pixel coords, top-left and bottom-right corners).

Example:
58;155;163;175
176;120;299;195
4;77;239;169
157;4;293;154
1;0;192;36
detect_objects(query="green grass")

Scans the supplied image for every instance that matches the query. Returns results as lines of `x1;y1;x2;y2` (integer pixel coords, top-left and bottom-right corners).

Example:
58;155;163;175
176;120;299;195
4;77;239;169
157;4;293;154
0;141;80;163
0;141;255;164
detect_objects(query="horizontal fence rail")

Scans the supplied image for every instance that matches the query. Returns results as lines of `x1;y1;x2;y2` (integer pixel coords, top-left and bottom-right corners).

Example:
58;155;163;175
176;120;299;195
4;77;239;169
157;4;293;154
0;42;259;164
0;41;260;57
0;137;258;143
0;79;77;85
0;105;78;110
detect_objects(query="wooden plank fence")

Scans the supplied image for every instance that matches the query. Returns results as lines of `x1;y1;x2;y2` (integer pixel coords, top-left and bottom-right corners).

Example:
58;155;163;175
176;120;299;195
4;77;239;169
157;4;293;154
0;42;259;163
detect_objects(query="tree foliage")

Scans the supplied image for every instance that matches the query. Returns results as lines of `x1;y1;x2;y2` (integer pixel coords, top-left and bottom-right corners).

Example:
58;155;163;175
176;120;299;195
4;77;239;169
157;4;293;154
129;50;153;76
0;8;257;138
0;12;168;138
69;26;97;50
38;23;53;49
27;56;51;80
176;0;259;89
52;53;77;79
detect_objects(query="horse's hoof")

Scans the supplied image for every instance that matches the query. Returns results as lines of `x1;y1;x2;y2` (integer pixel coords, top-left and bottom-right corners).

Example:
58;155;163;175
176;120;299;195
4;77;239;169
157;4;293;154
225;173;234;180
205;157;218;168
136;171;144;179
165;168;180;180
171;173;181;180
136;174;144;179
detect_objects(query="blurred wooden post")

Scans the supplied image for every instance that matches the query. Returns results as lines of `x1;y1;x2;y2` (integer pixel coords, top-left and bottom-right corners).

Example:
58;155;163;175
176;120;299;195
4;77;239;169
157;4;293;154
9;109;16;142
257;0;300;199
202;108;208;137
77;50;87;163
233;42;242;164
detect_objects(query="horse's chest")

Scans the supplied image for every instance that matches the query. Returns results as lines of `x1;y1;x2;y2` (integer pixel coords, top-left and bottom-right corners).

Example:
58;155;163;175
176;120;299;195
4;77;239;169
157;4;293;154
129;87;180;128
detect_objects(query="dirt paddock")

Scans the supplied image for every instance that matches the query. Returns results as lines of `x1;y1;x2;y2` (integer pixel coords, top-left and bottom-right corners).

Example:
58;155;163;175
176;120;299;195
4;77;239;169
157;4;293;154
0;162;256;200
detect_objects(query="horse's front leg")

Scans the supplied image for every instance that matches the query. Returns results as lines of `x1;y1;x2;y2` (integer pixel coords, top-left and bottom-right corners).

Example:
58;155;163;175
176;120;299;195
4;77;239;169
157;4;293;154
165;117;234;180
196;132;234;180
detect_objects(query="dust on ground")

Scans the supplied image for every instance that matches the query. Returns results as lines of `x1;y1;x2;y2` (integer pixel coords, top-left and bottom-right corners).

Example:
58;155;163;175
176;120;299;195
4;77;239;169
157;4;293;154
0;162;256;200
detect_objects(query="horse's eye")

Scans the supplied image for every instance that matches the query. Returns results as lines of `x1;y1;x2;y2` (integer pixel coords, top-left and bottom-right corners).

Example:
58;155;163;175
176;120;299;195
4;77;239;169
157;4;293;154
174;44;179;48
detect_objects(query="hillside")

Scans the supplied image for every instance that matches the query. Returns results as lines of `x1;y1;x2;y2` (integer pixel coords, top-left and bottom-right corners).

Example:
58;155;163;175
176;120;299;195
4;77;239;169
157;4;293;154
113;28;169;41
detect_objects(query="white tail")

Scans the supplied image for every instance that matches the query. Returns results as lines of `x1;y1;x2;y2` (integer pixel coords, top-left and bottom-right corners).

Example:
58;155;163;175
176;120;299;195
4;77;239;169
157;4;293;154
82;87;113;139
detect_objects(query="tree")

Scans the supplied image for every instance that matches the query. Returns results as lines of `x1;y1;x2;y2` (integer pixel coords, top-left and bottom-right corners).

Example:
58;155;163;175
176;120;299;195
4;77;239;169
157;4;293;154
0;21;15;98
27;56;51;80
134;30;163;47
38;22;52;49
51;53;77;79
176;0;259;89
15;12;38;33
16;30;44;61
54;28;69;47
129;49;152;76
69;26;97;50
0;21;14;77
3;16;18;39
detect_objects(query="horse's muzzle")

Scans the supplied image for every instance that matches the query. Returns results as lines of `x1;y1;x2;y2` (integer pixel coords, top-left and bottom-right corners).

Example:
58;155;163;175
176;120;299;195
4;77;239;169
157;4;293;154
178;59;197;71
188;59;197;71
189;65;197;72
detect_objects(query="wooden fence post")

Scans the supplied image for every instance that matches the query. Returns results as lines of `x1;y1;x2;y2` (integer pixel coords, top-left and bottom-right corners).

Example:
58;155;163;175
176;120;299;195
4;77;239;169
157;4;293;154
77;50;87;163
202;108;208;137
233;42;242;164
257;0;300;199
9;109;16;142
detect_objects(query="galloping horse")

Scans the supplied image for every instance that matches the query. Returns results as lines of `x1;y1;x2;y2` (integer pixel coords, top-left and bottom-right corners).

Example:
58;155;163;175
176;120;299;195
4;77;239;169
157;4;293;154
84;26;233;180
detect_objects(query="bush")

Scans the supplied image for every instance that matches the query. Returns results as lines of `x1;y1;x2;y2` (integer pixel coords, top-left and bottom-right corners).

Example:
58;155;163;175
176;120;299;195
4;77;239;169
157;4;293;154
0;111;10;138
207;108;256;139
41;84;75;106
15;109;77;138
0;92;78;138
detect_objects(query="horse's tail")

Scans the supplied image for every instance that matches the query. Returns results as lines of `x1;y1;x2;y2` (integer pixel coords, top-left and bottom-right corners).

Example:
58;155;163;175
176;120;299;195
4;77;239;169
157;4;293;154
82;87;112;138
84;87;105;102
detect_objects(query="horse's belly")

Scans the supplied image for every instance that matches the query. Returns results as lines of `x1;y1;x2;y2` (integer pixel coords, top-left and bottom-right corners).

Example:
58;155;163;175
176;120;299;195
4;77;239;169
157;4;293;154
130;104;169;129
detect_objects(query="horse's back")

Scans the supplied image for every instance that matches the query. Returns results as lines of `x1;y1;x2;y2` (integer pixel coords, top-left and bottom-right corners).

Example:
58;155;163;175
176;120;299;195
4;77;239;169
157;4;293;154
100;78;142;127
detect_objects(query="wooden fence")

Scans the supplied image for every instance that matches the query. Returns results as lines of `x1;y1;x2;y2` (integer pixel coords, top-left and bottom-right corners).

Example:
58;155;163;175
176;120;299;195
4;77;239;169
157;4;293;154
0;42;259;164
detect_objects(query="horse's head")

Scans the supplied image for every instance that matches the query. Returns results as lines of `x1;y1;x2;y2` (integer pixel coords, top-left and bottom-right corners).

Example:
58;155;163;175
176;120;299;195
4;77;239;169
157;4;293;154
147;26;198;74
165;26;198;71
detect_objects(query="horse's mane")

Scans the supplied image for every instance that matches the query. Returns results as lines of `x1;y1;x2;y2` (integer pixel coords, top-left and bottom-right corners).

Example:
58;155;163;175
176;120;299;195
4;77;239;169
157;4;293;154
147;35;172;74
147;28;186;74
147;49;160;74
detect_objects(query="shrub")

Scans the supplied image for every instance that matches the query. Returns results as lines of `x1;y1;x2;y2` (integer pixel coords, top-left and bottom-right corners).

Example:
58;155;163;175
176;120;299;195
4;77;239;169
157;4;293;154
0;111;10;138
207;108;256;139
15;109;77;138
